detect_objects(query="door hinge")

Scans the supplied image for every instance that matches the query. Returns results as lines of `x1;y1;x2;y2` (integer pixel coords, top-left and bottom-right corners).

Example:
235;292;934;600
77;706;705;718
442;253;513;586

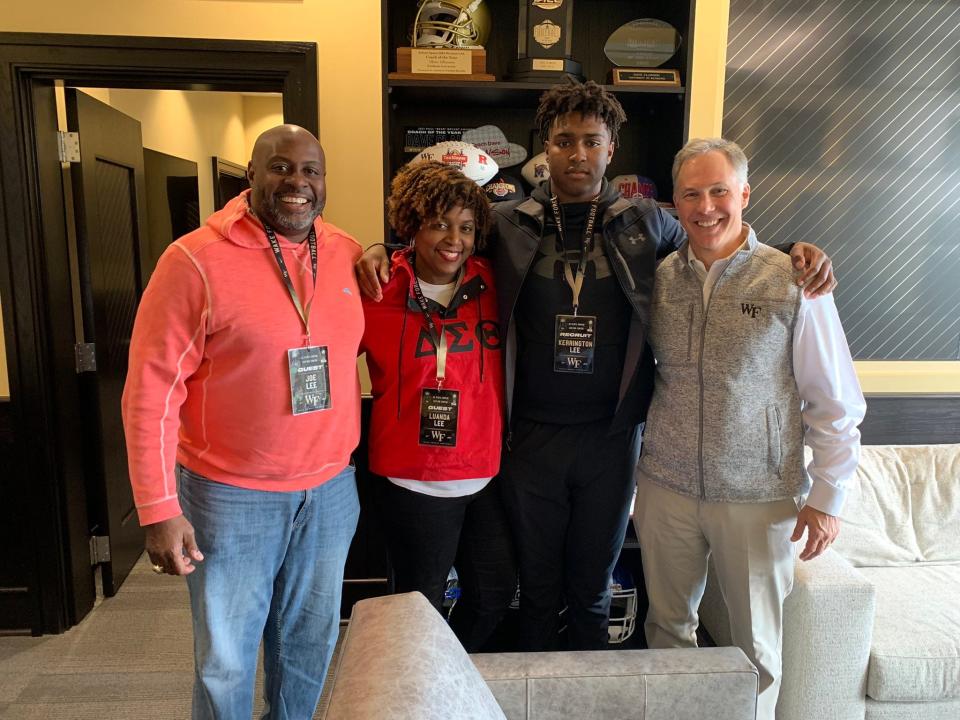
57;131;81;163
74;342;96;373
89;535;111;565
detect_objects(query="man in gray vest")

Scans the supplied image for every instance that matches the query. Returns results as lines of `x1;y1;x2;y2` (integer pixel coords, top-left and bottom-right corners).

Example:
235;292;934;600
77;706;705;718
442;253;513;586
634;138;865;720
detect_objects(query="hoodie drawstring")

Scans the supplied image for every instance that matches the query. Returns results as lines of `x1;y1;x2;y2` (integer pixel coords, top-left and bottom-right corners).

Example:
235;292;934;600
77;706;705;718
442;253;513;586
397;301;408;419
477;292;485;383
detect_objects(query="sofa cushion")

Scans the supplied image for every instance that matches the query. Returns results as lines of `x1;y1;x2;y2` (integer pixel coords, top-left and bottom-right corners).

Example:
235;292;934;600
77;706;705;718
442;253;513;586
472;647;758;720
857;565;960;702
325;592;506;720
864;697;960;720
832;444;960;567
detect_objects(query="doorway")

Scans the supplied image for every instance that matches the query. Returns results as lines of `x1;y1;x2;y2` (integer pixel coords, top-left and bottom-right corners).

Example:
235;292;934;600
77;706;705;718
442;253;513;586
0;33;317;634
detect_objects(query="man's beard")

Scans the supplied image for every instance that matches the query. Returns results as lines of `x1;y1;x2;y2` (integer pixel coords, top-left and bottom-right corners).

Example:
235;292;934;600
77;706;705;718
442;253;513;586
254;192;323;233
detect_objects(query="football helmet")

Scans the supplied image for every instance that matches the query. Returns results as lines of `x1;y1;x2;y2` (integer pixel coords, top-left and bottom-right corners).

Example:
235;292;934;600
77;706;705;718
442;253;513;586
443;567;461;618
607;562;638;644
413;0;492;48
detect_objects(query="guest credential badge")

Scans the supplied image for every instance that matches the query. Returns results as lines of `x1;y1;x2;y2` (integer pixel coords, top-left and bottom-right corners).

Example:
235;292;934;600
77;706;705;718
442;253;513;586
288;345;331;415
262;220;328;416
419;388;459;447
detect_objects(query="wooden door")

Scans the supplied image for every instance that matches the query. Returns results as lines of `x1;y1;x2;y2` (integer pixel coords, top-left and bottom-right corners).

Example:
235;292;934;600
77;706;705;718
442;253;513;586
65;88;147;597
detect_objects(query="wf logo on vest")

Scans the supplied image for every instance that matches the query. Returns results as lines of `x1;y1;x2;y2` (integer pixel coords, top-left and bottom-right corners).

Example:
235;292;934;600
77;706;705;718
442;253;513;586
741;303;762;318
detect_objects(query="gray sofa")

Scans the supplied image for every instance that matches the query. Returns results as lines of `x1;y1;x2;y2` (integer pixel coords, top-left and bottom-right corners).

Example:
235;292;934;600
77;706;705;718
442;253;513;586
324;592;759;719
699;443;960;720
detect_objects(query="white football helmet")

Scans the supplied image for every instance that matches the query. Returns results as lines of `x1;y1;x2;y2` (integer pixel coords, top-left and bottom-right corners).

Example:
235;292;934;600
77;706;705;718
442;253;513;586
414;0;492;48
607;562;638;644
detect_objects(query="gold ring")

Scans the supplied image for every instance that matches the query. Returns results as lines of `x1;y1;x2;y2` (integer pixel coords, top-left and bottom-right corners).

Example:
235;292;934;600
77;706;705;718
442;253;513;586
151;564;165;574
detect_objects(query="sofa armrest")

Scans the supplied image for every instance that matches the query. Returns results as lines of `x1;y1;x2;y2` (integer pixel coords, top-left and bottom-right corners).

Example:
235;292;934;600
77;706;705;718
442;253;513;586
699;548;876;720
324;592;506;720
472;647;758;720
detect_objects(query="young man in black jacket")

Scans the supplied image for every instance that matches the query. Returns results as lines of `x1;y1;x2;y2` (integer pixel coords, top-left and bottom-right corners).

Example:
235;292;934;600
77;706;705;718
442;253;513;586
357;80;835;651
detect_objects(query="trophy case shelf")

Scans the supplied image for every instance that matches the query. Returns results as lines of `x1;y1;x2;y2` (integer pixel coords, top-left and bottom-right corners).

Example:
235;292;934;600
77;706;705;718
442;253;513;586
380;0;696;218
387;80;686;108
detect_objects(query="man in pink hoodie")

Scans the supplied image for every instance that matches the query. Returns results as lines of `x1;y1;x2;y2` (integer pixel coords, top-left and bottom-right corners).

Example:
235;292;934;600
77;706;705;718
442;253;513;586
122;125;364;719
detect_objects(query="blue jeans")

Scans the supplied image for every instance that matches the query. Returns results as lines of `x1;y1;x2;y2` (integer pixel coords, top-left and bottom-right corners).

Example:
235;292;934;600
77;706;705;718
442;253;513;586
178;464;359;720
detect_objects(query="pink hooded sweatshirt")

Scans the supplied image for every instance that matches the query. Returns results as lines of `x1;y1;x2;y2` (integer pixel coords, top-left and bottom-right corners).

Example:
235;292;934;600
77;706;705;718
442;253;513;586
122;191;364;525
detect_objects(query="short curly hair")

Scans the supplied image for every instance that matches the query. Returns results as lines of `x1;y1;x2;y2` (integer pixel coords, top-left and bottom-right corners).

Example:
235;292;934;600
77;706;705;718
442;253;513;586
387;160;492;249
535;79;627;145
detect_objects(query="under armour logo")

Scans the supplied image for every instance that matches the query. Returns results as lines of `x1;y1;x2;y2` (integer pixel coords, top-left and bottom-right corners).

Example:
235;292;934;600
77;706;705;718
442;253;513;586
741;303;761;318
532;232;612;281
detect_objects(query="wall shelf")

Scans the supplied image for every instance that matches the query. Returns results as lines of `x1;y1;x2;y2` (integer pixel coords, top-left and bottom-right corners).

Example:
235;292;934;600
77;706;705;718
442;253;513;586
387;80;686;109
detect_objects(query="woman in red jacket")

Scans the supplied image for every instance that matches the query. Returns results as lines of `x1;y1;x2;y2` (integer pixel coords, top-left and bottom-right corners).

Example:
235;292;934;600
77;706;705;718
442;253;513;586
360;160;515;651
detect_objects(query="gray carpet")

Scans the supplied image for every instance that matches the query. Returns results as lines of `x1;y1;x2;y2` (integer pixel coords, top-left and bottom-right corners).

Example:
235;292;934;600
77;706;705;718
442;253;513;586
0;554;344;719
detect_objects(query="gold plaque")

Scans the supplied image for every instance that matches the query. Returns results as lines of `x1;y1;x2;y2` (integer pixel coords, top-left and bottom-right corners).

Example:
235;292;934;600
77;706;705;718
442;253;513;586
532;59;565;71
533;0;564;8
391;48;495;81
411;48;473;75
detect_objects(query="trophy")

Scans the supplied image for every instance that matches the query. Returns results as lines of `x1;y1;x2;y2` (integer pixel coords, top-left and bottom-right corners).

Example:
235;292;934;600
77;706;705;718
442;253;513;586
605;19;681;87
389;0;495;81
507;0;583;82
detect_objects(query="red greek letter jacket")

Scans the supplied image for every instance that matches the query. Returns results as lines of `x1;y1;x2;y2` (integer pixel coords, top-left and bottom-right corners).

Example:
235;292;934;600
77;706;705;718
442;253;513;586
360;249;504;480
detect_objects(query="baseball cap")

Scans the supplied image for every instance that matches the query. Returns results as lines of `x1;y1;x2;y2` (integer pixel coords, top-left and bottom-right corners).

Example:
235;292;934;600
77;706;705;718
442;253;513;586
461;125;528;169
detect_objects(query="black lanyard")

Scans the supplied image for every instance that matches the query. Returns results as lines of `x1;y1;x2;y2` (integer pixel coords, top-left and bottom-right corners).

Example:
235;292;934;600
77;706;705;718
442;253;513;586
549;195;599;316
410;260;463;388
264;223;318;343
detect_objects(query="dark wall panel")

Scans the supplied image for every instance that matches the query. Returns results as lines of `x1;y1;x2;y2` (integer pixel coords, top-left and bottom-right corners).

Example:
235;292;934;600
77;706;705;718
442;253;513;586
724;0;960;360
0;399;31;631
860;394;960;445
